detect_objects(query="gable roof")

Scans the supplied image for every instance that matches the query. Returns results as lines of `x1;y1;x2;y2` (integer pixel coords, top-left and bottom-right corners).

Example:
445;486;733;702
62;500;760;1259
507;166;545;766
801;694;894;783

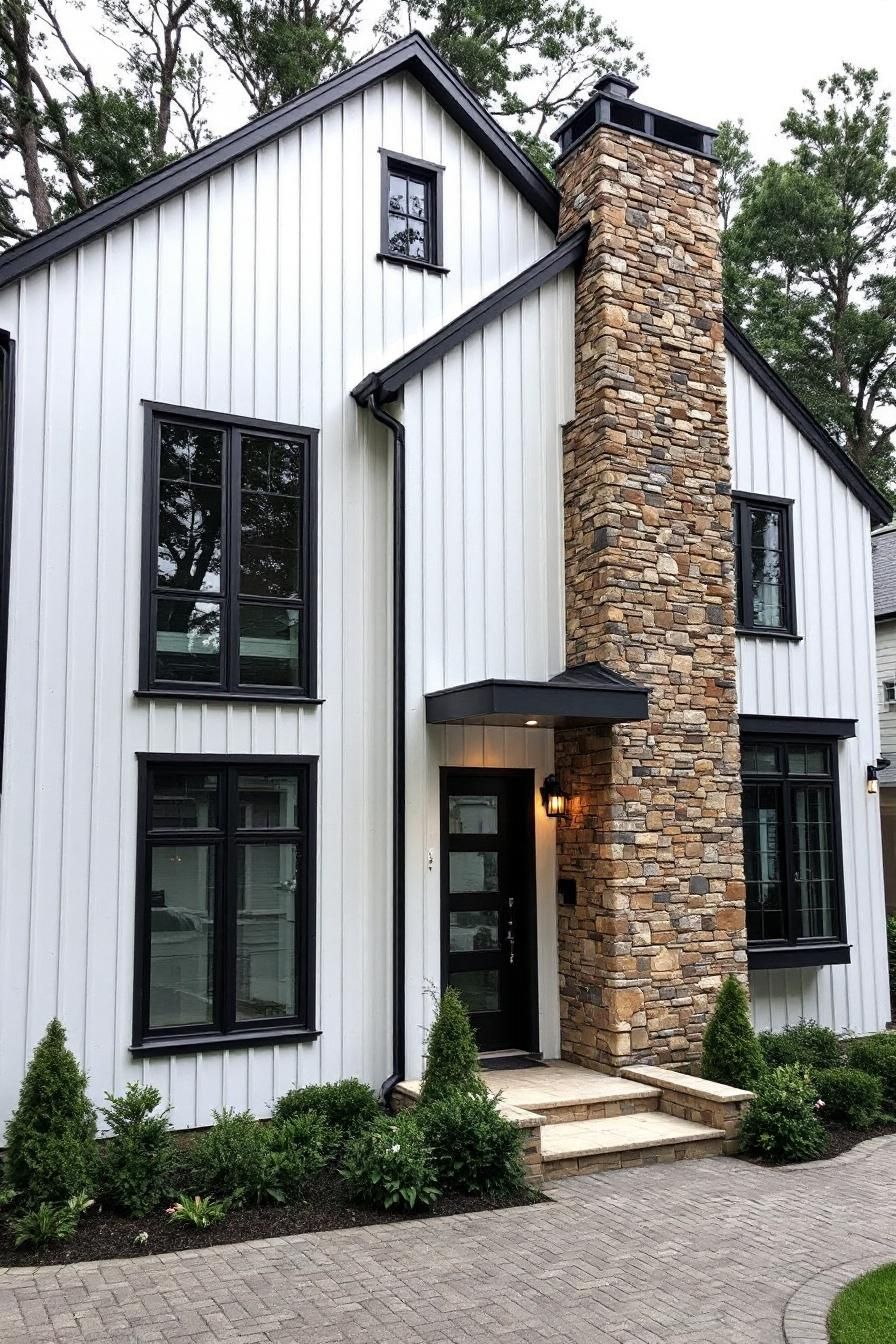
0;33;558;291
351;226;589;405
725;318;891;529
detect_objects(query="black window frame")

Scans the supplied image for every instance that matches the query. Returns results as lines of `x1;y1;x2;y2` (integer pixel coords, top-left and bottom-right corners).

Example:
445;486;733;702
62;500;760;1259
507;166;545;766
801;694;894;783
378;149;447;275
733;492;798;638
132;753;318;1055
741;732;849;970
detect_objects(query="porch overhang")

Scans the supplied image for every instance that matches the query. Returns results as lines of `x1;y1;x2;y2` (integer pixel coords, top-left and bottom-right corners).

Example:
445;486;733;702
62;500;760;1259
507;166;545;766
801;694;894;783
425;662;649;729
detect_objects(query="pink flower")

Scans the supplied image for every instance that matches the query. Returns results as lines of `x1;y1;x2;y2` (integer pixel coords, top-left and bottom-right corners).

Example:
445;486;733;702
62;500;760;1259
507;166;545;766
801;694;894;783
814;1099;825;1110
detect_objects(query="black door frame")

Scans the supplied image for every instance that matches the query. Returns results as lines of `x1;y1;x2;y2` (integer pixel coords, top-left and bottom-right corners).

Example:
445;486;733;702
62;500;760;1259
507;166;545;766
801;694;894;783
439;767;539;1054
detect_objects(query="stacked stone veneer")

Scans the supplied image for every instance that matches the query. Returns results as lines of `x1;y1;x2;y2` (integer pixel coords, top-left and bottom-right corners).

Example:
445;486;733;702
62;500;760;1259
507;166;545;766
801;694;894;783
555;123;747;1073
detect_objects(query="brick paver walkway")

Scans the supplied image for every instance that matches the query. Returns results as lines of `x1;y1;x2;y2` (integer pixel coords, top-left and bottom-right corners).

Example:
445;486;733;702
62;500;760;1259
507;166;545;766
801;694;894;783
1;1137;894;1344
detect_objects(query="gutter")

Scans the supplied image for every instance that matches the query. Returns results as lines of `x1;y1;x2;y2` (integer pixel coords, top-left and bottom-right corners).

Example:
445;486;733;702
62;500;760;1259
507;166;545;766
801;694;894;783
365;395;406;1102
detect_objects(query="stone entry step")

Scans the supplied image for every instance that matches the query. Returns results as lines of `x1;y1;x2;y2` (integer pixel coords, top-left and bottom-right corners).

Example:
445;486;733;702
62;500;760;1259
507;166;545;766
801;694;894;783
480;1061;661;1125
540;1110;726;1180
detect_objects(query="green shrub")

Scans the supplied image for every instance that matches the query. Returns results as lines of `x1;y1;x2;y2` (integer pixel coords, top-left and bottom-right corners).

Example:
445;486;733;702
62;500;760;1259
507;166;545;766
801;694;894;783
700;976;765;1090
813;1067;883;1129
887;914;896;1003
4;1020;98;1207
265;1113;329;1199
846;1034;896;1110
187;1109;276;1206
740;1065;827;1163
271;1079;380;1159
341;1111;439;1212
418;1091;526;1198
420;987;485;1105
758;1020;842;1071
100;1083;175;1217
166;1194;228;1228
757;1031;799;1068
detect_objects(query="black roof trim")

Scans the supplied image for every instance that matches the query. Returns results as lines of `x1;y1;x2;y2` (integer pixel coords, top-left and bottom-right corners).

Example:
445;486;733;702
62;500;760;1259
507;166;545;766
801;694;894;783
0;33;558;289
424;660;649;728
352;226;589;405
740;714;856;740
725;318;892;529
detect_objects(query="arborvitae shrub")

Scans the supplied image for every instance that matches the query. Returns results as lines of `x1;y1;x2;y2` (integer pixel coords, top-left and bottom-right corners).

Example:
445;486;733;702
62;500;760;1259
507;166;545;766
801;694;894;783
700;976;765;1091
420;987;485;1105
100;1083;175;1217
4;1019;98;1206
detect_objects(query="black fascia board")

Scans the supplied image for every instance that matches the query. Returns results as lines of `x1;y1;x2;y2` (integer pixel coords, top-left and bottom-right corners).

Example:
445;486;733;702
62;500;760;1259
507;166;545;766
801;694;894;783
352;226;589;405
0;33;558;290
425;674;648;728
725;318;892;529
739;714;857;740
747;942;851;970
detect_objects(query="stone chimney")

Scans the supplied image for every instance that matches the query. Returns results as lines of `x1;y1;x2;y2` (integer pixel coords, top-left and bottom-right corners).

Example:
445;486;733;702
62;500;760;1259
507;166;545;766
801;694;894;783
553;76;747;1072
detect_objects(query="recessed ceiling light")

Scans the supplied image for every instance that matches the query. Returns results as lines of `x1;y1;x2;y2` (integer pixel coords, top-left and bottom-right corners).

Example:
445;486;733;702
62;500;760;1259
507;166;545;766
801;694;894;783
525;719;538;726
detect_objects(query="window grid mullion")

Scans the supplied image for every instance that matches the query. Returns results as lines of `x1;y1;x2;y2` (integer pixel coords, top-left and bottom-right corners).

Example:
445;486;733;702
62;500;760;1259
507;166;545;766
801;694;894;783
226;428;241;692
221;765;238;1031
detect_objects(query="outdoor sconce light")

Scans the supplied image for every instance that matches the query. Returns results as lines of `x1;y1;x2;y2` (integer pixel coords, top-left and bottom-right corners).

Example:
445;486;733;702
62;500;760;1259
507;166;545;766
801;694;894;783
540;774;570;819
868;758;891;794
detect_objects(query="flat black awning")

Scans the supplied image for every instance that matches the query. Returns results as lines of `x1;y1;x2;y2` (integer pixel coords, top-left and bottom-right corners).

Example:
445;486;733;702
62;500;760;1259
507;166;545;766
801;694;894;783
425;662;649;729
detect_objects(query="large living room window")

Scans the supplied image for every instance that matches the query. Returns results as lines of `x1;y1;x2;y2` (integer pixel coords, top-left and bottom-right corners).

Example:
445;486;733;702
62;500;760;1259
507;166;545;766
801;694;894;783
132;757;317;1053
140;404;317;700
742;735;848;967
733;493;796;636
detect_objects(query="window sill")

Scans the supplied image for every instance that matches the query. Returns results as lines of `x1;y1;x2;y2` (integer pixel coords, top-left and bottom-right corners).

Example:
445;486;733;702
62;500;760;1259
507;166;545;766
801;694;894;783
131;1028;321;1057
747;942;851;970
134;689;324;706
376;251;449;276
736;628;802;642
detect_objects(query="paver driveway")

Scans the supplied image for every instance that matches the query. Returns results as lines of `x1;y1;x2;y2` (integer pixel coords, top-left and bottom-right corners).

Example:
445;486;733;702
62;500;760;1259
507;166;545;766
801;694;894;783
1;1137;894;1344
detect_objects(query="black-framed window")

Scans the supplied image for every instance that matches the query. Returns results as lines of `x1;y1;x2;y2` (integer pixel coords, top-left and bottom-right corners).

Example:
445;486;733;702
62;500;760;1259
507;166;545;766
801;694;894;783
733;493;797;636
742;735;845;950
140;403;317;701
134;756;316;1051
379;149;445;272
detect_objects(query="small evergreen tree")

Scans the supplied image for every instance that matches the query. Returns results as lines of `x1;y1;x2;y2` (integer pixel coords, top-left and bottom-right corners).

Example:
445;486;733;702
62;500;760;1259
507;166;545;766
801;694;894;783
100;1083;175;1217
701;976;765;1091
5;1020;97;1206
420;987;485;1105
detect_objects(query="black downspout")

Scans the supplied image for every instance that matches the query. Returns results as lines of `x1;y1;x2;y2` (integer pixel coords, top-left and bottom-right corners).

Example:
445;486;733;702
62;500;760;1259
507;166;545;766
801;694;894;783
366;395;405;1102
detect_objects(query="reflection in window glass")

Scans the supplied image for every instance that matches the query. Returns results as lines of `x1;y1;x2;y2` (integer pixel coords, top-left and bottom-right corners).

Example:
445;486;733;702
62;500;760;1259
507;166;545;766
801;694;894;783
238;604;300;686
148;845;215;1028
238;775;300;829
448;795;498;835
449;910;500;952
449;851;499;893
235;842;297;1020
158;423;224;593
450;969;500;1014
151;772;219;830
155;597;221;682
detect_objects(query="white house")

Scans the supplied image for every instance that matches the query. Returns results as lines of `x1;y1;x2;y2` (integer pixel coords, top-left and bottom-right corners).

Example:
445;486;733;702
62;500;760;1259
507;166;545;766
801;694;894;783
0;34;889;1133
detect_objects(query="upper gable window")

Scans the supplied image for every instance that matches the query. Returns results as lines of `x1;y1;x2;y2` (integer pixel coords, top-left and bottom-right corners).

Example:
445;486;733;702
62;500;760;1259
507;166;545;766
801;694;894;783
379;150;446;273
140;404;317;701
733;493;797;637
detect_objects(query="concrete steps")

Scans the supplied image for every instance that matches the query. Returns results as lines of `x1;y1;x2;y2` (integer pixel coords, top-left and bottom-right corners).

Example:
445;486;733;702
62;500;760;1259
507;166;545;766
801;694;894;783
540;1110;726;1180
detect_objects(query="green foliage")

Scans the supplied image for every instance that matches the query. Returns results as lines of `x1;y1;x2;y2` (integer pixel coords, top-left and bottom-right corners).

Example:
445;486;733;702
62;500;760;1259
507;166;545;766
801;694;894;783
700;976;766;1090
758;1019;841;1071
166;1194;228;1228
188;1109;279;1206
264;1113;329;1199
420;987;487;1104
813;1067;883;1129
887;915;896;1004
99;1083;176;1217
12;1201;78;1250
341;1111;440;1212
828;1262;896;1344
417;1091;526;1198
715;118;754;230
271;1079;381;1160
740;1065;827;1163
4;1020;98;1207
846;1034;896;1109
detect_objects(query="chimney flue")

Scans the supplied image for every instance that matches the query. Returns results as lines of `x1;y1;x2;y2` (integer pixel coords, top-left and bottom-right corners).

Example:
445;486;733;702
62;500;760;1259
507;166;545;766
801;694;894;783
594;72;638;100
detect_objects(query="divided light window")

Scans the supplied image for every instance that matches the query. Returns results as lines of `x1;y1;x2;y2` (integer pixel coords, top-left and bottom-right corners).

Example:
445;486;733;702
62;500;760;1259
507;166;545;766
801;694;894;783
733;494;796;636
741;736;844;948
141;405;317;698
379;150;445;270
134;758;316;1047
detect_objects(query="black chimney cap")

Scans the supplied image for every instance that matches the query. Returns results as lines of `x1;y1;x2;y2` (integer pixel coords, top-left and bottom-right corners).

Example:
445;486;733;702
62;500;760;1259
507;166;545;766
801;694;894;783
595;72;639;99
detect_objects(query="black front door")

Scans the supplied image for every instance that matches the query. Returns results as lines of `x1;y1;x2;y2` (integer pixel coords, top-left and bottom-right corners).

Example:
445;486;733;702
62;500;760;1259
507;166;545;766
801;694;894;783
441;770;537;1052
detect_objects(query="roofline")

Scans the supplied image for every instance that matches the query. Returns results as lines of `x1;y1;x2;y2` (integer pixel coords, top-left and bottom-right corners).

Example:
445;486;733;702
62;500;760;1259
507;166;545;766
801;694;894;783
0;33;559;290
352;226;589;405
724;317;892;529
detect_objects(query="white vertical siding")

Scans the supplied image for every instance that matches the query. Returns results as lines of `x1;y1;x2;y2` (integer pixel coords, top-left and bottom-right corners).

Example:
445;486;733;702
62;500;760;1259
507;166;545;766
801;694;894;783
728;352;890;1036
0;74;557;1129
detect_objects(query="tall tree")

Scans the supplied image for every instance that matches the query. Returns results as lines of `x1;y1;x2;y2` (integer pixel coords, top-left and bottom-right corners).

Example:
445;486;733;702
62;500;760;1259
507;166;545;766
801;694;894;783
714;118;753;230
724;66;896;493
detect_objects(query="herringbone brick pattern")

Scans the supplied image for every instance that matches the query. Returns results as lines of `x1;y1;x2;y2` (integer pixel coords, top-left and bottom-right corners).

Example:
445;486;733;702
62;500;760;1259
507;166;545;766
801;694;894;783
1;1139;894;1343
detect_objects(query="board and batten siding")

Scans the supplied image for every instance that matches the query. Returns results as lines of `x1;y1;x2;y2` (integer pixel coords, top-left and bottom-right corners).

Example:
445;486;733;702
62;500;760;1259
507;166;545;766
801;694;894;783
727;350;890;1036
0;72;558;1130
401;272;575;1079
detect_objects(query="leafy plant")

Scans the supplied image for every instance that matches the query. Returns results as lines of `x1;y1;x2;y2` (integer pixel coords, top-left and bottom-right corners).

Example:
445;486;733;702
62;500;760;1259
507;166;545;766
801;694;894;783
740;1065;828;1163
264;1113;329;1200
187;1109;277;1206
4;1019;98;1207
758;1019;841;1071
887;914;896;1006
0;1185;16;1209
420;987;486;1105
166;1194;228;1228
813;1066;883;1130
846;1034;896;1110
341;1112;439;1212
418;1091;526;1199
271;1079;381;1160
700;976;765;1091
100;1083;176;1217
11;1193;92;1251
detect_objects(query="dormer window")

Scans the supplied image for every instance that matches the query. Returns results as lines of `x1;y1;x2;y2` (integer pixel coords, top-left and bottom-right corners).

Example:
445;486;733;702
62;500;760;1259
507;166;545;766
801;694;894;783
378;150;446;274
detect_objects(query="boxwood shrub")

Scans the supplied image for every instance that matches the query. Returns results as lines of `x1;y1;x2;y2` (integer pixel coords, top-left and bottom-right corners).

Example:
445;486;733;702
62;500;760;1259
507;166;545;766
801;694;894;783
757;1019;841;1072
740;1064;827;1163
845;1034;896;1111
813;1067;883;1130
417;1091;526;1199
271;1080;381;1160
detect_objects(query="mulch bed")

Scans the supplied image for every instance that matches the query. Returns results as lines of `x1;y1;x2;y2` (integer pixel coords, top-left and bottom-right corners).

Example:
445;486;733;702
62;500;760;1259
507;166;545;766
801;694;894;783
738;1118;896;1166
0;1174;543;1269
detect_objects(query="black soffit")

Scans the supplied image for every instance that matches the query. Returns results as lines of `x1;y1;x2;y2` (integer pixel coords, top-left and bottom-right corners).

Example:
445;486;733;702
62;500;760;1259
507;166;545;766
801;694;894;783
424;662;649;728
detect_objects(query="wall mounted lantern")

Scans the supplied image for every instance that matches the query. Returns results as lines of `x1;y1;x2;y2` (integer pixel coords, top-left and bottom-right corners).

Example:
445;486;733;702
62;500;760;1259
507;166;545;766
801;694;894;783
868;757;891;795
540;774;570;819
